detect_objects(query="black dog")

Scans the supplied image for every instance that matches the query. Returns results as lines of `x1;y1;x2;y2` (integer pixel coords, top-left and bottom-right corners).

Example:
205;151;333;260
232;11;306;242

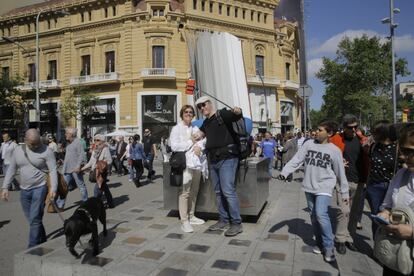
64;197;107;257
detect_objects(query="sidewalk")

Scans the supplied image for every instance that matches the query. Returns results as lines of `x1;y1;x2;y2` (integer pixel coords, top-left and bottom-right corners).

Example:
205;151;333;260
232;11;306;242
14;172;382;276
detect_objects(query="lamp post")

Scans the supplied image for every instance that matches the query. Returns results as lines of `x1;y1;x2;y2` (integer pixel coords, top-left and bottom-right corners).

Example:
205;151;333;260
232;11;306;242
381;0;400;123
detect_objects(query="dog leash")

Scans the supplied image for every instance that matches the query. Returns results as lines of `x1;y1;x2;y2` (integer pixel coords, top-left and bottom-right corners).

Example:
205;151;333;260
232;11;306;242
49;199;85;249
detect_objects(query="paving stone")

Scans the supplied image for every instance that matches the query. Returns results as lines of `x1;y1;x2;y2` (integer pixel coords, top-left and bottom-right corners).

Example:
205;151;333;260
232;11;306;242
244;261;292;276
123;236;147;245
228;239;252;247
113;227;131;233
148;224;168;230
266;233;289;241
155;252;207;274
107;256;158;276
129;209;144;213
300;270;333;276
26;247;54;256
14;250;43;276
156;267;188;276
137;216;154;221
203;229;224;235
106;219;123;224
166;233;184;240
136;250;165;260
185;244;210;253
211;259;240;271
259;251;286;261
151;200;164;204
83;256;113;267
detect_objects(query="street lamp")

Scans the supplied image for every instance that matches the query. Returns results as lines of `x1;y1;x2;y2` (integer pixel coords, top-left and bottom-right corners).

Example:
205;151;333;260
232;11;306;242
381;0;400;123
256;70;270;130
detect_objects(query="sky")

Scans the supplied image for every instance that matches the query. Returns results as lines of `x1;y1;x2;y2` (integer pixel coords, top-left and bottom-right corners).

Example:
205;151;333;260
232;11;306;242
1;0;413;111
305;0;414;110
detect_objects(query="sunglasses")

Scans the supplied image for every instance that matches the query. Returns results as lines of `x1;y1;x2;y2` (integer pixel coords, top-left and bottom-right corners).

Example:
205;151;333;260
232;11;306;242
184;110;194;115
345;125;358;130
400;147;414;158
94;139;101;142
197;102;208;110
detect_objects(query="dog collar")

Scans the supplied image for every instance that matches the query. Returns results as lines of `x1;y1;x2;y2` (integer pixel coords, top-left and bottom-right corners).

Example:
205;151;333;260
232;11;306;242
77;207;93;222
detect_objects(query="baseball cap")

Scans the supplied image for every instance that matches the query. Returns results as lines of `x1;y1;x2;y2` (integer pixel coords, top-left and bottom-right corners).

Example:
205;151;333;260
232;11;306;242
195;96;211;106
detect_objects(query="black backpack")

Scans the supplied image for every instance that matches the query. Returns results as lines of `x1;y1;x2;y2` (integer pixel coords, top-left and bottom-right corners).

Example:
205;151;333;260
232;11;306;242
216;109;252;160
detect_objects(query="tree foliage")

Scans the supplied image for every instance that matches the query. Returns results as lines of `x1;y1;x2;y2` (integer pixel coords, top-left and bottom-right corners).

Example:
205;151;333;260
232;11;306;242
0;75;25;126
60;86;99;124
314;35;410;125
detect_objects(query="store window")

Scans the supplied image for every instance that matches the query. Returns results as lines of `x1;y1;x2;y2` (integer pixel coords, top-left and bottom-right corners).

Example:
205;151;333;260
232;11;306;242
280;101;294;128
28;63;36;82
152;46;165;68
255;55;264;77
105;51;115;73
48;60;57;80
83;98;116;138
2;67;9;80
142;95;177;142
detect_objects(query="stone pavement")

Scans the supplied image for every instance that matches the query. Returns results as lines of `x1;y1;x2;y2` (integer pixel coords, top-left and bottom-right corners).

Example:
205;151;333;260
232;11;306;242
13;172;382;276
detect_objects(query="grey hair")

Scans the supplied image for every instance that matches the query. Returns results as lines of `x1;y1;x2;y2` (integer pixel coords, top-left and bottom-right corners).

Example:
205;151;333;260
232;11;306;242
25;128;41;142
65;127;78;137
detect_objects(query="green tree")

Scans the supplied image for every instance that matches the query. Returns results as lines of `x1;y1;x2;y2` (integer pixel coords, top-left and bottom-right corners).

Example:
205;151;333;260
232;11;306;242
0;75;25;127
60;86;99;124
316;35;410;124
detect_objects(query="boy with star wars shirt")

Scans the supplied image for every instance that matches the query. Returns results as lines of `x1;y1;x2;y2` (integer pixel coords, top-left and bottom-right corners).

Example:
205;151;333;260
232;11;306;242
278;120;349;263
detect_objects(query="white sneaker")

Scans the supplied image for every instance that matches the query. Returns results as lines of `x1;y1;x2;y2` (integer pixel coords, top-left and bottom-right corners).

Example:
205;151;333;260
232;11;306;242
312;246;322;254
181;221;194;233
189;216;205;225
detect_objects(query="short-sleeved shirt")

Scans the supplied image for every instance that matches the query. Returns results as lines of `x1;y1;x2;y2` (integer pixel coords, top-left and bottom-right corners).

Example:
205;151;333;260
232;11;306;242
259;139;277;158
343;136;361;183
142;135;155;155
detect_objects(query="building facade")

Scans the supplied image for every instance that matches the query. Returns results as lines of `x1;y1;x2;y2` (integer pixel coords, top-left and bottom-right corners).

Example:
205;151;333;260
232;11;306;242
0;0;301;141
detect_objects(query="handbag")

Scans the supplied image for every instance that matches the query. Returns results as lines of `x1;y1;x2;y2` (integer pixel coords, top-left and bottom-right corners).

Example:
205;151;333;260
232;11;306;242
22;145;68;213
88;149;104;183
374;169;414;275
169;151;186;171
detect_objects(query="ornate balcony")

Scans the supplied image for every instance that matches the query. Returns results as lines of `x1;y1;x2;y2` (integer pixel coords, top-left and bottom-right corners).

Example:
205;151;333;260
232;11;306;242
69;72;119;85
140;68;176;80
17;79;61;91
246;75;281;86
281;80;300;90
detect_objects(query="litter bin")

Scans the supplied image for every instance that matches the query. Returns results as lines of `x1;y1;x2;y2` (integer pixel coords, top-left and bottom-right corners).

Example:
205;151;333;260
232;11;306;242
163;157;269;216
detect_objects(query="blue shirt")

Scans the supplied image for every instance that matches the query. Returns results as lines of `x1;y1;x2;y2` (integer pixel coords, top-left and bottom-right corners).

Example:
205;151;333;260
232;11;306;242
260;139;277;158
130;143;146;160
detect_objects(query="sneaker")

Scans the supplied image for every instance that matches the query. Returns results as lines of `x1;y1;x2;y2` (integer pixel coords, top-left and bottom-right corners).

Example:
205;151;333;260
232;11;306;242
224;224;243;237
208;221;230;231
181;221;194;233
336;242;346;255
189;216;205;225
324;248;336;263
356;222;363;230
312;246;322;254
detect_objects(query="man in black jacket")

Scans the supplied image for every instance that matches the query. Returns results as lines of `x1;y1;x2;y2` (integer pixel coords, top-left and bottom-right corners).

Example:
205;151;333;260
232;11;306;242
115;136;128;176
196;96;243;237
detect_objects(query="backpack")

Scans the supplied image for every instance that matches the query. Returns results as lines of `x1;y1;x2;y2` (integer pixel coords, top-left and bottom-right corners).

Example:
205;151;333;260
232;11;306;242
216;109;251;160
374;169;414;275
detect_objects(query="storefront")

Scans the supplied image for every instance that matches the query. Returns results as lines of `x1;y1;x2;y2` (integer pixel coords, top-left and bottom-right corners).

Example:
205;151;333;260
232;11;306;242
82;98;116;140
39;102;60;141
280;100;295;134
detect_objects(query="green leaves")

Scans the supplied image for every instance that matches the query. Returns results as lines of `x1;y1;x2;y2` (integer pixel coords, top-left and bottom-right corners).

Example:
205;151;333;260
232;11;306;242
314;34;410;126
60;86;99;123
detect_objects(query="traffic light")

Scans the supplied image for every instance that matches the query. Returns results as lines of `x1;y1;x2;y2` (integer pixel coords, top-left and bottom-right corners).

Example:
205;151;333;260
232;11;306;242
185;79;196;95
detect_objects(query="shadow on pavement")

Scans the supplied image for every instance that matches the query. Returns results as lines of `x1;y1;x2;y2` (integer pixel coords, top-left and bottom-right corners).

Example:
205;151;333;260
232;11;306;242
112;195;129;208
268;218;314;246
0;220;11;229
107;182;122;188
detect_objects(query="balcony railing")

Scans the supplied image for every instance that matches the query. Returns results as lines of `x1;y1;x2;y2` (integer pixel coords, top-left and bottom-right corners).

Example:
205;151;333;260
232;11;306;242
281;80;300;90
69;72;119;85
17;79;61;91
141;68;176;78
246;75;281;86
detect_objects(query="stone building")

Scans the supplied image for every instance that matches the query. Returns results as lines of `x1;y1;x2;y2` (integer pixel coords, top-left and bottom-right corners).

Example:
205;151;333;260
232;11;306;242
0;0;301;141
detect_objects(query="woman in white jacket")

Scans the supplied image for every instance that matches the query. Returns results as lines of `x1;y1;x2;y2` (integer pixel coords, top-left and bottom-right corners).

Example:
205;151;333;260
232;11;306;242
170;105;206;233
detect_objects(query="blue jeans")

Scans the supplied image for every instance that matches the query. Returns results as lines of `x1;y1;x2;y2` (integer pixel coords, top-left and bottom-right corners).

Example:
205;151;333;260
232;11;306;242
144;153;154;177
56;172;88;208
366;181;389;237
20;185;48;248
265;156;274;176
305;192;334;251
210;158;241;224
94;181;113;206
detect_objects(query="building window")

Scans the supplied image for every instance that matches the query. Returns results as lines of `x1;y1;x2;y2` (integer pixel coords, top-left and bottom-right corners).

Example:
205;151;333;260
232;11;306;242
2;67;9;80
242;10;245;19
193;0;197;10
264;14;267;23
48;60;57;80
209;2;213;12
104;8;108;18
201;1;205;11
47;20;51;29
152;8;165;16
159;9;164;16
28;63;36;82
88;11;92;21
27;24;31;33
219;4;222;14
105;51;115;73
258;12;261;22
285;62;290;80
227;6;230;16
235;7;238;18
112;6;116;16
251;11;254;21
81;55;91;76
152;46;165;68
54;18;58;27
255;55;264;76
7;27;11;36
81;13;84;22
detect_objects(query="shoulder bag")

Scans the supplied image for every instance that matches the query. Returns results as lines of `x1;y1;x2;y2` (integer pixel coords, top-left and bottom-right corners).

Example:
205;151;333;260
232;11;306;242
374;169;414;275
22;145;68;213
88;149;104;183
